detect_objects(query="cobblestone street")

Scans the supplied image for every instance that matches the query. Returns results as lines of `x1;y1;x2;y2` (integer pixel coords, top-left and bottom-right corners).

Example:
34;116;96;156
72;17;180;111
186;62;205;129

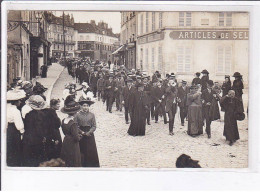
51;66;248;168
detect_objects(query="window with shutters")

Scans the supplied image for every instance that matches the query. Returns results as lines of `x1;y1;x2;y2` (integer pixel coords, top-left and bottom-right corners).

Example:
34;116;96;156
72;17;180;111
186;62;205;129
159;12;163;28
177;46;192;73
219;12;232;26
152;12;155;31
146;12;149;33
152;48;155;72
158;47;163;72
217;46;232;74
179;12;192;26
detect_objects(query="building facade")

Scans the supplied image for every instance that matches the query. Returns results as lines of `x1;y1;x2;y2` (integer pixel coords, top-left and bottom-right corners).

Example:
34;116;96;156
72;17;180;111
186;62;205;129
120;12;137;70
135;11;249;83
7;10;51;86
74;21;119;62
46;12;75;59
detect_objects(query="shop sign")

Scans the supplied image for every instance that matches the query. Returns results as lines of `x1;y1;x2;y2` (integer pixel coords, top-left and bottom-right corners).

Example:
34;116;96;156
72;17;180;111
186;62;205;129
169;30;249;40
138;32;164;44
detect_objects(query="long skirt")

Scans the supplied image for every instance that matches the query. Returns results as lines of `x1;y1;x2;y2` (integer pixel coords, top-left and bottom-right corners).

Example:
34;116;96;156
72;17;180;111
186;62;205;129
7;123;22;166
22;143;46;167
79;126;100;167
187;105;203;136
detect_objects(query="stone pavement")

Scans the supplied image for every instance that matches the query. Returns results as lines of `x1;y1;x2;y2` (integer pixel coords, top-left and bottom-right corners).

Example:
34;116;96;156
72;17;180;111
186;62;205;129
50;68;248;168
35;63;64;104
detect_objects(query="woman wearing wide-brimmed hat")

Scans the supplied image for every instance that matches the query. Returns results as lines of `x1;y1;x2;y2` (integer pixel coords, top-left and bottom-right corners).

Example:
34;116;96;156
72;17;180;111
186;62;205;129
232;72;244;111
60;98;83;167
6;89;26;166
22;95;49;167
74;96;100;167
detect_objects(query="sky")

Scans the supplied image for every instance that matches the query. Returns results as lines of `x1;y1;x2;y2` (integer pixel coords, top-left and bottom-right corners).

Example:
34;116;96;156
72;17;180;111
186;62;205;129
53;11;121;33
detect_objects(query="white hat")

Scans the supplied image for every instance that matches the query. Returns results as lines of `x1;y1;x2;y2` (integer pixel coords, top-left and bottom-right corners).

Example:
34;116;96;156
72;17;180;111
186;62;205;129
7;89;26;101
26;95;47;110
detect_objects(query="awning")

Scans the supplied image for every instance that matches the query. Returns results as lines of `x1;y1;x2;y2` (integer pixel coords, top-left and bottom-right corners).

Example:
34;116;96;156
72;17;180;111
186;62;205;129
112;45;125;55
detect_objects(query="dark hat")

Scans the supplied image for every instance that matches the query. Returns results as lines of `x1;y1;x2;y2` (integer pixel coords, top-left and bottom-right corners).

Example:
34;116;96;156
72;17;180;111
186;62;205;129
78;96;95;106
201;69;209;74
207;80;214;86
196;72;201;76
235;112;245;121
233;72;242;77
170;73;175;76
225;75;230;78
61;98;80;114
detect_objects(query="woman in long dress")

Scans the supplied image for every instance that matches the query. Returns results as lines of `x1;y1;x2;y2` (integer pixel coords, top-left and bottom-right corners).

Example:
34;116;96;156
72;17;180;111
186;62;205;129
74;96;100;167
6;89;26;166
220;90;244;146
127;82;149;136
60;97;83;167
187;85;203;137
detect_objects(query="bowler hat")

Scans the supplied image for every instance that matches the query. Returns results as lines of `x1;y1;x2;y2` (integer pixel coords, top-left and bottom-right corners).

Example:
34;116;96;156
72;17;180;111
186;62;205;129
233;72;242;77
201;69;209;74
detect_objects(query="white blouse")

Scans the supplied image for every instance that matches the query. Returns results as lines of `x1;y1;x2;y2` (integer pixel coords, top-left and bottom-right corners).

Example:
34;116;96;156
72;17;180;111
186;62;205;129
6;103;24;133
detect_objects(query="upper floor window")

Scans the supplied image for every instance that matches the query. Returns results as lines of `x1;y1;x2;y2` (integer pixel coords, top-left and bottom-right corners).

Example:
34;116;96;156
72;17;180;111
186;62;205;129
217;46;232;74
146;12;149;33
177;46;192;73
219;12;232;26
140;14;144;34
152;12;155;31
179;12;192;27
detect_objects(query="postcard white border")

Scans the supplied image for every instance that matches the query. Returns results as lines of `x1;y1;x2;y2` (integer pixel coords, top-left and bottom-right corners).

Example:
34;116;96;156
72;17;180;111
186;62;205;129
1;1;260;190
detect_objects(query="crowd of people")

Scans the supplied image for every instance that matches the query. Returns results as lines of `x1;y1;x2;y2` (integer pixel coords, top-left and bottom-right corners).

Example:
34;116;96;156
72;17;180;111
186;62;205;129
6;57;246;168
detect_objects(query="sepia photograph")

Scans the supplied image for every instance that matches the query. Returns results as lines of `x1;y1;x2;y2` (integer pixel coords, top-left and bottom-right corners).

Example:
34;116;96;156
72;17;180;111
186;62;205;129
4;7;249;170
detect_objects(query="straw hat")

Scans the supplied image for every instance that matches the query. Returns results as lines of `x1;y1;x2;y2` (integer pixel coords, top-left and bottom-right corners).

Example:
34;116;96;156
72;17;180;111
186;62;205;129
7;89;26;101
26;95;47;110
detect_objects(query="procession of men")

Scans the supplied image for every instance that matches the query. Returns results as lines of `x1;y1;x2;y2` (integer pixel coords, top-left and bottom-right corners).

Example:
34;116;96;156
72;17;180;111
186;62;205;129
6;57;246;167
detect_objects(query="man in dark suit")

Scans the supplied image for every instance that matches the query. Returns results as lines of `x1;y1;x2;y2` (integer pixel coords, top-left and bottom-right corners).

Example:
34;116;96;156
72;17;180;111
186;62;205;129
201;80;215;138
151;79;167;124
177;80;189;126
143;76;152;125
90;70;99;98
122;78;136;124
104;74;115;113
201;69;209;91
165;75;178;135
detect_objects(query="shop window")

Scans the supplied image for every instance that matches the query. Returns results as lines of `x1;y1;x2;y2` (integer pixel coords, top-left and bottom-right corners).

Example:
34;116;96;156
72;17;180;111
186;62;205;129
177;46;192;73
179;12;192;27
219;12;232;26
217;46;232;74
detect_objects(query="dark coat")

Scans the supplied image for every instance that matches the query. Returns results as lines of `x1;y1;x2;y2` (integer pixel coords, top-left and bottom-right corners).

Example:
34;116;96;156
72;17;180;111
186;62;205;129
165;85;178;113
127;91;149;136
220;96;242;142
90;74;99;89
222;81;232;97
144;83;152;105
42;108;62;160
192;77;201;86
201;75;209;91
104;80;116;98
232;80;244;98
201;89;220;121
60;120;82;167
177;86;189;107
122;86;136;108
151;86;165;104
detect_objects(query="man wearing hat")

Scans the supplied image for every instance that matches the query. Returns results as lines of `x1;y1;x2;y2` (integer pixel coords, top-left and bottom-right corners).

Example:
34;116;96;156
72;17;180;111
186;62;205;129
97;73;105;102
201;80;220;138
165;75;178;135
201;69;209;91
104;74;115;113
177;80;189;126
114;74;125;111
143;76;153;125
89;69;99;98
122;77;136;124
192;72;201;86
151;79;167;124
